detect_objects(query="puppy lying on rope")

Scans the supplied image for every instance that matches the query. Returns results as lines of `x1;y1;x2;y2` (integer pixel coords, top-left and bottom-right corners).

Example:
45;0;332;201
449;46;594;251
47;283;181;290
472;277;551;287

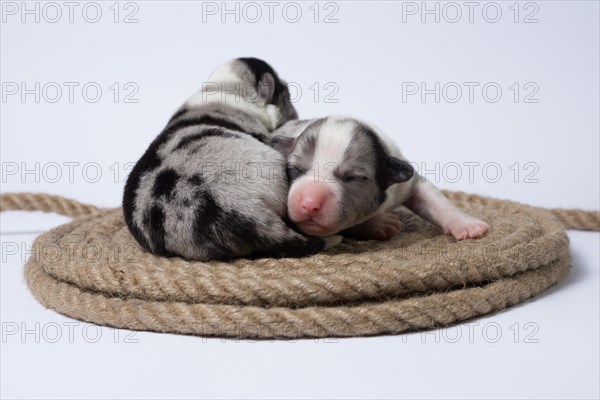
123;58;338;261
123;58;487;262
271;116;490;241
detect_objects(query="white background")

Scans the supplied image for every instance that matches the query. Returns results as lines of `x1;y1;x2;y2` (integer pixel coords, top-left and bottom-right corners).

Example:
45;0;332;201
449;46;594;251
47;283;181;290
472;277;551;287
1;1;599;398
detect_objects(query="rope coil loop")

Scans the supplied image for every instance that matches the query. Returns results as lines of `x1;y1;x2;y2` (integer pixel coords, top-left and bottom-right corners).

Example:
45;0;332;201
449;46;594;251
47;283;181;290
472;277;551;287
2;191;598;339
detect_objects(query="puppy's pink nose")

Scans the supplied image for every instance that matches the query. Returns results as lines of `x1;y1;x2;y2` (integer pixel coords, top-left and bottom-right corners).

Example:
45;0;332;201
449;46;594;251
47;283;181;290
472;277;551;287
292;183;333;219
301;197;323;213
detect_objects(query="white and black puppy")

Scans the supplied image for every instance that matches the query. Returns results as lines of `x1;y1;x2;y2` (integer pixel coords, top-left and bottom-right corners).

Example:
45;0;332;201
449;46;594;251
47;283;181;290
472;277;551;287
123;58;338;261
271;116;490;241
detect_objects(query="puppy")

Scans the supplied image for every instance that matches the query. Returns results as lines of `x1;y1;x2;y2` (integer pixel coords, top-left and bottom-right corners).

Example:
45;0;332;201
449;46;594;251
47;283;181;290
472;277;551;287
271;116;490;241
123;58;338;261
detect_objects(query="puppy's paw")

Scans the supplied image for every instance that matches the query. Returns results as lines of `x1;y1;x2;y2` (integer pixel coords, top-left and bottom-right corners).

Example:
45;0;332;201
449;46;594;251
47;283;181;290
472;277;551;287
348;212;403;241
444;214;490;240
323;234;343;250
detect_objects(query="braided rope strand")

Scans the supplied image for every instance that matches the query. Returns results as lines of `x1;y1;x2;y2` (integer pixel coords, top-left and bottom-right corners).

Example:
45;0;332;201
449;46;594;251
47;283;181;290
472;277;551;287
0;192;100;218
549;208;600;231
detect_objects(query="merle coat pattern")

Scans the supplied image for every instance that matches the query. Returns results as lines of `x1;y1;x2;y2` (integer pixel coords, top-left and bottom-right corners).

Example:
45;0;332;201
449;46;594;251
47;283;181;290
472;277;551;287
123;58;334;261
271;116;490;241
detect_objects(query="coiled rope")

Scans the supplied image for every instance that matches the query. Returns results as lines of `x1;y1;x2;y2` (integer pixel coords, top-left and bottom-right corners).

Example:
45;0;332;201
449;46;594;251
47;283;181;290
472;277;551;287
1;192;598;338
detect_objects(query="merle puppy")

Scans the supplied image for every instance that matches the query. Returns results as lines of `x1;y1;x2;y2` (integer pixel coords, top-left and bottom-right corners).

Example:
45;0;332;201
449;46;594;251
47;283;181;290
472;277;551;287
123;58;339;261
272;116;490;241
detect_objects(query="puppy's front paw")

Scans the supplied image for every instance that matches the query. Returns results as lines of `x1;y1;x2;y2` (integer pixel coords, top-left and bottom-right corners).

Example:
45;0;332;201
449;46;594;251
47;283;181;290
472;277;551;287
323;234;343;250
347;212;404;241
444;214;490;240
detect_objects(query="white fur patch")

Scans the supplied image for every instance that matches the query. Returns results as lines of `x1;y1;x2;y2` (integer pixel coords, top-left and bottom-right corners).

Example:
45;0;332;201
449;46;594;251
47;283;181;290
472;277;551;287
184;60;280;131
307;117;357;216
206;61;239;84
312;117;356;175
185;61;238;106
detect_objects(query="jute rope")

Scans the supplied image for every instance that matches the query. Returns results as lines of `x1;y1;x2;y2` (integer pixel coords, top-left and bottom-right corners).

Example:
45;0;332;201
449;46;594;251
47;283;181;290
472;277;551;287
1;191;598;339
0;192;100;218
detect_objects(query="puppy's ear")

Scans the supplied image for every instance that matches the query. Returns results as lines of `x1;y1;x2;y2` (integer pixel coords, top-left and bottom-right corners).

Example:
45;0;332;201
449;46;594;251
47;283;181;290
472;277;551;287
385;157;414;186
270;135;295;156
257;73;276;103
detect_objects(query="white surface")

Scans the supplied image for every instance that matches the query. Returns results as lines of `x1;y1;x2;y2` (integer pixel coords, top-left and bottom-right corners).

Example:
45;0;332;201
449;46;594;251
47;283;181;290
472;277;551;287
1;1;599;399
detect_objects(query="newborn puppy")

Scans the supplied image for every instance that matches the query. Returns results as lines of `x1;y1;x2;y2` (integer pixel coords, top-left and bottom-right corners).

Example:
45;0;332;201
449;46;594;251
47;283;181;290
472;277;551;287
123;58;338;261
271;116;490;241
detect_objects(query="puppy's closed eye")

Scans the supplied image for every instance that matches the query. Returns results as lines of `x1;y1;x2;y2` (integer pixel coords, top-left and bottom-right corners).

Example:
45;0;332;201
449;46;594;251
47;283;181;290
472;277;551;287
341;174;368;183
286;166;304;181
